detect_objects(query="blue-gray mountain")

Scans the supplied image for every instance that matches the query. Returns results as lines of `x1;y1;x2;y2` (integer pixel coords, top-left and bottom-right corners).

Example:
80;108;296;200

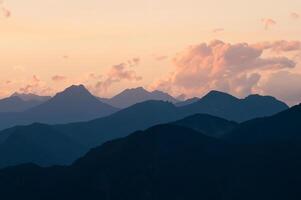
11;92;51;102
98;87;179;108
0;85;118;130
181;90;289;122
0;96;45;113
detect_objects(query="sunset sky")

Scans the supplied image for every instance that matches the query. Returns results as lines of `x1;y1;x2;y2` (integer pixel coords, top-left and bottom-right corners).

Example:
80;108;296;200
0;0;301;105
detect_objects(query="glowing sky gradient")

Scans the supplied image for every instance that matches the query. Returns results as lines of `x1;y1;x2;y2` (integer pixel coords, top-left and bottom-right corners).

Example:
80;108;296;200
0;0;301;105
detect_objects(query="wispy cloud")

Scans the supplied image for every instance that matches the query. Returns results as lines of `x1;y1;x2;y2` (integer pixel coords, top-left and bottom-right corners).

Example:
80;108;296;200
253;40;301;53
212;28;224;33
261;18;276;30
127;57;141;67
18;75;51;95
153;55;169;61
95;62;142;93
0;1;11;18
290;12;300;20
52;75;67;82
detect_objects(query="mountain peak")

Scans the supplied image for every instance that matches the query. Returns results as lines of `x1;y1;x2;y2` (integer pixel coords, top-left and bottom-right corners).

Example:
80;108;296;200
202;90;239;101
122;87;148;94
64;84;87;92
106;87;178;108
245;94;276;101
55;84;92;98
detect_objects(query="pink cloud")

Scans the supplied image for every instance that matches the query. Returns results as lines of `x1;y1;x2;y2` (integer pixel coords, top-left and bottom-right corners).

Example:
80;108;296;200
18;75;52;95
95;62;142;92
212;28;224;33
290;12;300;20
154;55;169;61
127;57;141;67
261;18;276;30
254;40;301;53
52;75;67;82
0;1;11;18
150;40;299;98
261;71;301;106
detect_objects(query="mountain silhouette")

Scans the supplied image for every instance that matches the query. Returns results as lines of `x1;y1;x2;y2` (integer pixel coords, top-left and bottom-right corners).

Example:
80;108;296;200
0;100;239;168
0;125;228;200
27;85;118;122
0;85;118;130
175;97;200;107
11;92;51;102
225;103;301;144
172;114;238;137
0;123;85;168
99;87;179;108
56;100;183;148
0;90;290;168
0;101;237;167
181;90;289;122
1;120;301;200
0;96;43;113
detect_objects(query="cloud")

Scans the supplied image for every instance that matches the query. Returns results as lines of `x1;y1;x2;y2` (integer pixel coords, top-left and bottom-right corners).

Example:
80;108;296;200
52;75;67;82
260;71;301;106
127;57;141;67
62;55;69;59
0;1;11;18
254;40;301;53
290;12;300;20
150;40;299;98
95;62;142;92
19;75;41;94
212;28;224;33
18;75;52;95
261;18;276;30
154;55;169;61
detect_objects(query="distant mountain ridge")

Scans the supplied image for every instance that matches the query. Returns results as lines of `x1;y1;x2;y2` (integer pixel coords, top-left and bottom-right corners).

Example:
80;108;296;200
98;87;179;108
182;90;289;122
0;96;43;113
11;92;51;102
175;97;200;107
0;85;118;130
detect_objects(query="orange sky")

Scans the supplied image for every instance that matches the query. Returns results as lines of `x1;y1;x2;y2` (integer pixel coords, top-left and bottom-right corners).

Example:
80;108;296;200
0;0;301;105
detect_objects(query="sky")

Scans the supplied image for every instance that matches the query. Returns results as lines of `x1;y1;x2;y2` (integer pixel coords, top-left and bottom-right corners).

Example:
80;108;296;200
0;0;301;105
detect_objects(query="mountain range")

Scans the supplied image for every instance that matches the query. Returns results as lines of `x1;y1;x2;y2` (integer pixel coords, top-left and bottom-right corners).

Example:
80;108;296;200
0;96;43;113
0;89;288;168
98;87;179;108
0;86;288;131
0;85;118;130
11;92;51;102
0;93;51;113
0;103;301;200
181;90;289;122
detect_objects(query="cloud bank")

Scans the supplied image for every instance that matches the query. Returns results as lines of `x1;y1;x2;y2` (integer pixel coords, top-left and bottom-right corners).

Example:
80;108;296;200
151;40;301;105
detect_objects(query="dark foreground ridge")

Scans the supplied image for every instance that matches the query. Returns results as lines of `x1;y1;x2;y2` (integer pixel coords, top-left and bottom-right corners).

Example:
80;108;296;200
1;104;301;199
